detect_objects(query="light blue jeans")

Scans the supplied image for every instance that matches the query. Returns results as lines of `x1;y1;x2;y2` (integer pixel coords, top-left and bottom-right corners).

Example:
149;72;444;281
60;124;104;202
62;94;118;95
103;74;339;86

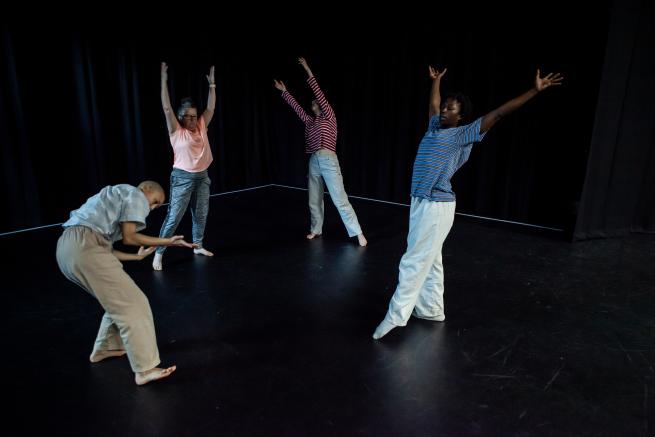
308;149;362;237
157;168;211;254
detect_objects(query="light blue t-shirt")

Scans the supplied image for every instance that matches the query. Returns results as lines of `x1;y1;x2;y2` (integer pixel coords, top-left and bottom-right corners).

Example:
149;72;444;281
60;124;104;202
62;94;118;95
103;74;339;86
63;184;150;242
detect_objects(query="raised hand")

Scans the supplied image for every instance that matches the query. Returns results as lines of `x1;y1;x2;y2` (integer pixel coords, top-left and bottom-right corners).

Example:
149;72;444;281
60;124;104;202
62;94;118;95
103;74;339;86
429;66;447;80
298;57;314;78
273;79;287;92
535;69;564;92
161;62;168;81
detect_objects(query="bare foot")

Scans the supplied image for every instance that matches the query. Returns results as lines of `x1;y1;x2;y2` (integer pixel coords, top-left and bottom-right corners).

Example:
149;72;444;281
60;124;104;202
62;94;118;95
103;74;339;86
357;233;368;247
135;365;177;386
194;248;214;256
152;253;163;271
89;349;126;363
306;232;321;240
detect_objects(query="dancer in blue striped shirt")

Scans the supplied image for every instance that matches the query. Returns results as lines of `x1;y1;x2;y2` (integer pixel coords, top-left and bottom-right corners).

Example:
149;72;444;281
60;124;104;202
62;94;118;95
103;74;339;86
373;66;563;339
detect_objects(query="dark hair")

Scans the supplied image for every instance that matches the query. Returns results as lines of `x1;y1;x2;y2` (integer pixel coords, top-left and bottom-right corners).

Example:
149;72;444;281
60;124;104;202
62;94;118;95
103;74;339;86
444;92;473;124
177;97;197;121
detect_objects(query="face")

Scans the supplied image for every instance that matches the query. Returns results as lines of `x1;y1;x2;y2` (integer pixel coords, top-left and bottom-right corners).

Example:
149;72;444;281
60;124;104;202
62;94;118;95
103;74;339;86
311;100;320;116
146;190;165;211
440;97;463;127
181;108;198;130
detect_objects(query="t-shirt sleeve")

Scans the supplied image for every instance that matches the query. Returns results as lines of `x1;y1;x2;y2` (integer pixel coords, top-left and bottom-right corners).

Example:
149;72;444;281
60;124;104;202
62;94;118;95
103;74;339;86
455;117;487;146
119;190;149;229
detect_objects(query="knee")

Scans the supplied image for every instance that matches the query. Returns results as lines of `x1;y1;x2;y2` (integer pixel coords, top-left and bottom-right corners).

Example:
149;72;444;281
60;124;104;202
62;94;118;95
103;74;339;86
334;199;351;210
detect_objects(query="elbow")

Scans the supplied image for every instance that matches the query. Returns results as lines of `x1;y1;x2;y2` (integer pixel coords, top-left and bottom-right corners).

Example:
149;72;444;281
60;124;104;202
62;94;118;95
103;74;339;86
122;234;137;246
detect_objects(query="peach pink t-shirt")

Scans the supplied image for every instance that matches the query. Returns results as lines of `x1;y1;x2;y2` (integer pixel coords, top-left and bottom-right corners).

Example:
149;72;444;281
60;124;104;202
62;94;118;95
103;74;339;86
170;115;213;172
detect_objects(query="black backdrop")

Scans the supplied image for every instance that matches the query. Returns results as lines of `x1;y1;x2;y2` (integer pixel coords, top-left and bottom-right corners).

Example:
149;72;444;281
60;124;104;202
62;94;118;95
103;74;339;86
574;0;655;240
1;7;624;237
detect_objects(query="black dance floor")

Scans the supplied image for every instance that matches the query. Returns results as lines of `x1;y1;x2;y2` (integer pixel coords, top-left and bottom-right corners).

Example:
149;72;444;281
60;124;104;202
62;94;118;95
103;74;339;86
4;185;654;435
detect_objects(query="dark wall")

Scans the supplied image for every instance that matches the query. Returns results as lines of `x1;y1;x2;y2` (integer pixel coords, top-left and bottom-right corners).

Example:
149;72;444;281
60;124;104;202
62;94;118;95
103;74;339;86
574;0;655;239
0;9;610;233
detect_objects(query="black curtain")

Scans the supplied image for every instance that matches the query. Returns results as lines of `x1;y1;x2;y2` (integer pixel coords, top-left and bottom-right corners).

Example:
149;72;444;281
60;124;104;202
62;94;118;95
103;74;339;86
1;9;610;234
1;29;42;230
0;23;276;233
268;12;609;233
573;0;655;240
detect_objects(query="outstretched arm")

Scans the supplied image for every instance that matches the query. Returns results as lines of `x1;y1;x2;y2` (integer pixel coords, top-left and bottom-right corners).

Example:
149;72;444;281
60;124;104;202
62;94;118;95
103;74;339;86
480;70;563;134
428;66;447;118
275;79;312;123
161;62;180;135
299;57;334;119
202;65;216;126
112;246;157;261
121;222;198;248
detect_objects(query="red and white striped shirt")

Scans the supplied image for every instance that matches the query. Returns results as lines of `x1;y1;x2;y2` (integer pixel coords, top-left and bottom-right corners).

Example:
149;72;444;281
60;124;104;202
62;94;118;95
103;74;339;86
281;76;337;154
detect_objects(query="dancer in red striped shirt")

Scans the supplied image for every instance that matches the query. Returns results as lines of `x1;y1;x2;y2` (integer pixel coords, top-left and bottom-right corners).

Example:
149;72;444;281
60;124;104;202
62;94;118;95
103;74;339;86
275;57;367;246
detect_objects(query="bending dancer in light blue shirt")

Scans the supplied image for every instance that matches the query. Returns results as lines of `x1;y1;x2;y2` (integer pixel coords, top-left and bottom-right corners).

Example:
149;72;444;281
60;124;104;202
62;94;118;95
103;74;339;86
56;181;197;385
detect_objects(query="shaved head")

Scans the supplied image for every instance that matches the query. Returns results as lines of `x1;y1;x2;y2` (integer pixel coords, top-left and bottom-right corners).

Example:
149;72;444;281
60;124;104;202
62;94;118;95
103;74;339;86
138;180;164;195
138;180;165;210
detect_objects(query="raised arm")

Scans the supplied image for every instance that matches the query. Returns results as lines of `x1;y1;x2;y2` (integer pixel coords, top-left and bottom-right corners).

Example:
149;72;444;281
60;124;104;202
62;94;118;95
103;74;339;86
298;56;315;78
480;69;563;134
299;57;334;119
201;65;216;126
428;66;447;118
161;62;180;135
275;79;312;123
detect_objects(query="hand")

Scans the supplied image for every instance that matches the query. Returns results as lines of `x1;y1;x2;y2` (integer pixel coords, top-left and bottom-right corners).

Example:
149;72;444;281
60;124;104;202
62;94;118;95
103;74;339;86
298;57;309;69
273;79;287;92
429;66;447;80
169;235;199;249
161;62;168;81
137;246;156;260
206;65;215;85
535;69;563;92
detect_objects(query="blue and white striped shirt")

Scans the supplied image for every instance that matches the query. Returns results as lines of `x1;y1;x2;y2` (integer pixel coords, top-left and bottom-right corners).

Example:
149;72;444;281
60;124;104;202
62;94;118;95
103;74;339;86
411;115;487;202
